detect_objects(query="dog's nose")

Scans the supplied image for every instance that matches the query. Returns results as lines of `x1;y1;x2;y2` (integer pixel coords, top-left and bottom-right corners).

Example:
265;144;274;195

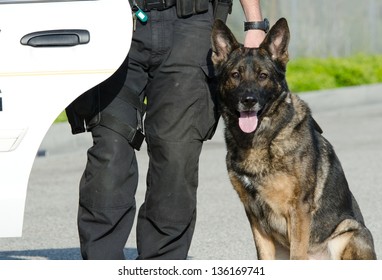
241;96;257;107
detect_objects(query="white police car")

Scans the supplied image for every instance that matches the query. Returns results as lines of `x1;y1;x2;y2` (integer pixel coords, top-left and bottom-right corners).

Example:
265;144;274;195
0;0;132;237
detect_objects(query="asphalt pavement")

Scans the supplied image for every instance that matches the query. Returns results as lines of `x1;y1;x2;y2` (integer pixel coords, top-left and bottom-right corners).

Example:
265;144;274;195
0;84;381;260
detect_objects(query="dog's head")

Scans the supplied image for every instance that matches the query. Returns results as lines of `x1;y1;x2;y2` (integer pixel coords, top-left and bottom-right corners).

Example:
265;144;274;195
211;18;290;134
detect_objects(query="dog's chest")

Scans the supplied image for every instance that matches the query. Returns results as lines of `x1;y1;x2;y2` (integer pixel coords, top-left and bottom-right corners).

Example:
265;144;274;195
233;171;298;246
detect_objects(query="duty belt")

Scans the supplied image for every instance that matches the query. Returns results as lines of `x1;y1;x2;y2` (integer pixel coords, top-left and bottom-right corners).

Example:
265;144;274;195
135;0;177;11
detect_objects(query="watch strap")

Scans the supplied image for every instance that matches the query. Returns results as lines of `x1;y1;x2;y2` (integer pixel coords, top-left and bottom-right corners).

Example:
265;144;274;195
244;18;269;33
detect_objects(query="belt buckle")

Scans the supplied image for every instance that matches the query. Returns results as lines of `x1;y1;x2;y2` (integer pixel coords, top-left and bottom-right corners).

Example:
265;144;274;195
144;0;166;11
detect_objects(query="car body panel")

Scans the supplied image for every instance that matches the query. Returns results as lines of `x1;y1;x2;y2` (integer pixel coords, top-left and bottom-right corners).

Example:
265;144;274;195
0;0;132;237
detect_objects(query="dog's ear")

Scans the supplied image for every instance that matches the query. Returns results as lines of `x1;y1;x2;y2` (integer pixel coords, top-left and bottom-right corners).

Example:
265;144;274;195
259;18;290;70
211;19;240;68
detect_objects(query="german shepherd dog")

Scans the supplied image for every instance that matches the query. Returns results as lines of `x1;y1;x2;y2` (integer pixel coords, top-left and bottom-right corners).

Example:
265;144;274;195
211;18;376;260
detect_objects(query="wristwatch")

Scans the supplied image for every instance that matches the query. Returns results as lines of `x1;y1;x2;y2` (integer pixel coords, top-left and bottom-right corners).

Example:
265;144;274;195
244;18;269;33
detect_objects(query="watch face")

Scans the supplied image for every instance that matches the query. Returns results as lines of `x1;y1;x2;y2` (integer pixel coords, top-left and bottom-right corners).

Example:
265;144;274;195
264;18;270;33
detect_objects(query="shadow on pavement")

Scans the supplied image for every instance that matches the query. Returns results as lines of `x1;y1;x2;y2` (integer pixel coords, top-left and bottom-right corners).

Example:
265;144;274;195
0;248;138;260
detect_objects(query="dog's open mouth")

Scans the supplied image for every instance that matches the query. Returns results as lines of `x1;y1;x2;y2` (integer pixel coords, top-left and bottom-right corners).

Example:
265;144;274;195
238;110;261;133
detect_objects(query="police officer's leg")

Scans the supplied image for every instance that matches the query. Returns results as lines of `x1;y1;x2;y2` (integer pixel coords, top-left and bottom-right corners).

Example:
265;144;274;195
78;124;138;260
78;39;150;259
136;6;217;259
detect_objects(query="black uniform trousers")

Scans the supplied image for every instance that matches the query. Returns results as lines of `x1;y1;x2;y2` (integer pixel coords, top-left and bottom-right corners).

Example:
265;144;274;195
77;5;217;259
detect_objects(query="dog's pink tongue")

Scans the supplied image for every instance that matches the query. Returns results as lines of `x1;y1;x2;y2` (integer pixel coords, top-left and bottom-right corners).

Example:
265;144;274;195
239;111;258;133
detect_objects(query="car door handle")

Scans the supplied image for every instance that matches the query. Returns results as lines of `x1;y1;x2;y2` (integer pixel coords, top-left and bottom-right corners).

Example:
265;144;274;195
20;29;90;47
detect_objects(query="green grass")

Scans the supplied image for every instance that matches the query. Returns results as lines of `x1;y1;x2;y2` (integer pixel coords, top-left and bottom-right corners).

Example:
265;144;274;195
55;111;69;123
287;54;382;92
55;54;382;123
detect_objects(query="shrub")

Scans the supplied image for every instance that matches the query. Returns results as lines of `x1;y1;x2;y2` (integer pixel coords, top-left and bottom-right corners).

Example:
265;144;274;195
286;54;382;92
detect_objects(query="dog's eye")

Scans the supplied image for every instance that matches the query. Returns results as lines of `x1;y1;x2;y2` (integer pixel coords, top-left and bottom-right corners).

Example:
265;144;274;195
259;73;268;80
231;71;240;79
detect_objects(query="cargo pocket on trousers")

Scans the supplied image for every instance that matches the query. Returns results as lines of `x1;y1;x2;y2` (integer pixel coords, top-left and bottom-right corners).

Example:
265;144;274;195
199;63;220;140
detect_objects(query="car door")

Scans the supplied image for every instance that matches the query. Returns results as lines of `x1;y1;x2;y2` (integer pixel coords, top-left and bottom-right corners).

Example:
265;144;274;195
0;0;132;237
